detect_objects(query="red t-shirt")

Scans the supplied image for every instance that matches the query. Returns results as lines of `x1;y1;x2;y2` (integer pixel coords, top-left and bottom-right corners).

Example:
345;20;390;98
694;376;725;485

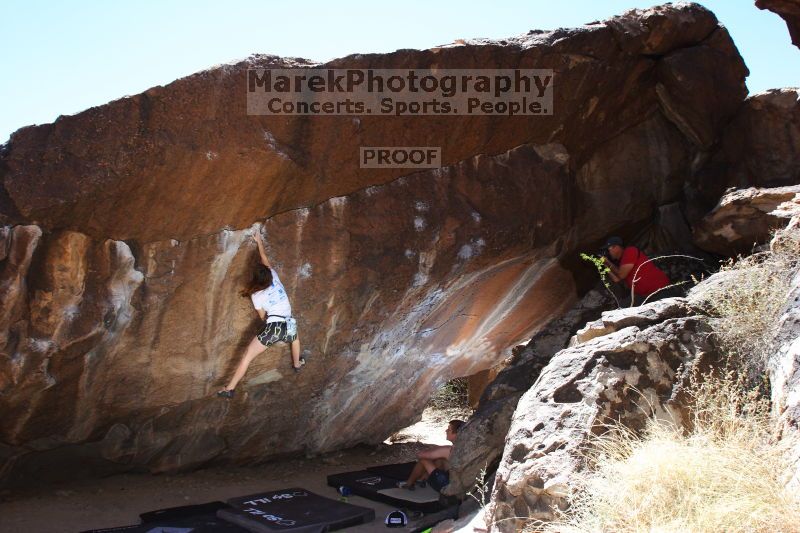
620;246;670;296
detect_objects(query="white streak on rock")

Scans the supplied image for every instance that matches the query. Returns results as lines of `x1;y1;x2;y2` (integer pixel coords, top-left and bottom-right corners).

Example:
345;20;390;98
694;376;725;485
323;311;339;355
248;369;283;386
106;240;144;332
457;238;486;261
329;196;347;220
263;129;290;160
206;229;247;341
63;304;79;322
29;338;55;353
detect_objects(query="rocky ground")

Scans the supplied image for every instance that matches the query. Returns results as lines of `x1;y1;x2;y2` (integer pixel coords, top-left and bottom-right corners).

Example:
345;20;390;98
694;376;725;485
0;446;409;533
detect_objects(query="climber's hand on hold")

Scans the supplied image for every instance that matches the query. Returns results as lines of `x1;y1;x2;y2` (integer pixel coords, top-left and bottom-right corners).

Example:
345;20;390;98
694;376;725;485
253;228;271;267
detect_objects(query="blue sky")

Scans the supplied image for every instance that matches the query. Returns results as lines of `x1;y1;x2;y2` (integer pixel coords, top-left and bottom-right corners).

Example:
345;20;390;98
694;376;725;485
0;0;797;144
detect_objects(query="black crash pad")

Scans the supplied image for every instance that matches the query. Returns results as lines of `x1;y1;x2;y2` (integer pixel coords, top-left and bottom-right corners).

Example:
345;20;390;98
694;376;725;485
327;467;445;513
218;488;374;532
81;501;247;532
80;527;143;533
140;500;231;522
365;461;416;481
82;508;247;533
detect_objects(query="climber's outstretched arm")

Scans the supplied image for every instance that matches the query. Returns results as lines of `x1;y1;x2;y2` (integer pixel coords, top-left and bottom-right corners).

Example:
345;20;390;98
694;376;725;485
417;444;451;460
254;231;271;268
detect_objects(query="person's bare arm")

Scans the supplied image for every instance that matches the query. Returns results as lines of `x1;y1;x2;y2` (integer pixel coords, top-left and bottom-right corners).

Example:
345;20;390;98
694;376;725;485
616;262;634;281
256;308;266;321
417;445;451;461
254;231;271;268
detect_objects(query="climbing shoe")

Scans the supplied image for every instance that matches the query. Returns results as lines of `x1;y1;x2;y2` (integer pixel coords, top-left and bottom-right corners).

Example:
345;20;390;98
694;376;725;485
217;389;235;399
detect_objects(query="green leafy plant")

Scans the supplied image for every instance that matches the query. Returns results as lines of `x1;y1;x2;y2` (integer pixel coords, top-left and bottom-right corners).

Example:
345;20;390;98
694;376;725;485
580;252;620;308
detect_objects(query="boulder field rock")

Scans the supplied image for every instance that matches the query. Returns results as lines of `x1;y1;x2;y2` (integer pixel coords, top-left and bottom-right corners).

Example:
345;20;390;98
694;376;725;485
693;184;800;256
486;217;800;531
486;297;718;531
757;0;800;48
442;288;614;499
0;3;750;485
693;88;800;209
766;218;800;488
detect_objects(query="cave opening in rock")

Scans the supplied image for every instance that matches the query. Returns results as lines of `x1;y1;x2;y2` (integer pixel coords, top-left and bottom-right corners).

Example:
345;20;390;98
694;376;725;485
428;377;469;412
385;376;472;446
386;364;507;447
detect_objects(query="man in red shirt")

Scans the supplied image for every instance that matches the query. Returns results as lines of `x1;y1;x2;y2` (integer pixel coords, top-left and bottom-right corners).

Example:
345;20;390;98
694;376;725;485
602;236;673;306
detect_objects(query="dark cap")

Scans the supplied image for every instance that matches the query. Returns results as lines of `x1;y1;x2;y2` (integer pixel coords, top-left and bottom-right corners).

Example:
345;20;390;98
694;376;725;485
604;236;623;248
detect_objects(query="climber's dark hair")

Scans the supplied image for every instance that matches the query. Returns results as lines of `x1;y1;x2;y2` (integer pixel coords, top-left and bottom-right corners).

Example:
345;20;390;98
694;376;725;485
449;419;466;433
241;263;273;297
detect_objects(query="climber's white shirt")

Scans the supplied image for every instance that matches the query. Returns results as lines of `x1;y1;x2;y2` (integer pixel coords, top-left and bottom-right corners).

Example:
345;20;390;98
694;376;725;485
251;268;292;322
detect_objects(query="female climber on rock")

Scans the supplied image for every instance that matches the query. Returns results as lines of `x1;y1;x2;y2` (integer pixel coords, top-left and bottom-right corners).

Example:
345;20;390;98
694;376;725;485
217;229;304;399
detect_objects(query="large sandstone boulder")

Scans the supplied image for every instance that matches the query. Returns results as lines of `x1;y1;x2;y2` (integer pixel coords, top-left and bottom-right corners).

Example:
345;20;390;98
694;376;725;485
693;185;800;255
0;3;749;485
693;88;800;209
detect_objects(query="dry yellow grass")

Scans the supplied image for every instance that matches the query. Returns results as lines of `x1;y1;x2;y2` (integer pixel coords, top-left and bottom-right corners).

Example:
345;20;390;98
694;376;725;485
541;372;800;533
698;227;800;380
518;227;800;533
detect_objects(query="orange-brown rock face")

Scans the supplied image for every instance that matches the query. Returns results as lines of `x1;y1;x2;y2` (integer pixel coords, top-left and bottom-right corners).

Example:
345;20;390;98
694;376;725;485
0;3;748;484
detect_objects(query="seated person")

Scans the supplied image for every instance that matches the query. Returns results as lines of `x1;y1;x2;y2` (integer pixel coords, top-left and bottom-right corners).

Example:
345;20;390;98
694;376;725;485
398;419;465;492
602;236;674;306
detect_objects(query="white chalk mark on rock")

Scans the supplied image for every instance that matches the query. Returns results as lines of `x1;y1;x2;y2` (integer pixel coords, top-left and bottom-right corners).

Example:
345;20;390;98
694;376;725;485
262;129;290;160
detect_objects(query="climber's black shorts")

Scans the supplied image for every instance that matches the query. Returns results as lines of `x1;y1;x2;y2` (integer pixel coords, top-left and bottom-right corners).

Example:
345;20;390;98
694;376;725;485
428;468;450;492
256;320;297;347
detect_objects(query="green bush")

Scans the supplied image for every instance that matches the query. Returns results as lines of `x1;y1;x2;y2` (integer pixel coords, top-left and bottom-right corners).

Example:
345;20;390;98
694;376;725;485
429;377;469;410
